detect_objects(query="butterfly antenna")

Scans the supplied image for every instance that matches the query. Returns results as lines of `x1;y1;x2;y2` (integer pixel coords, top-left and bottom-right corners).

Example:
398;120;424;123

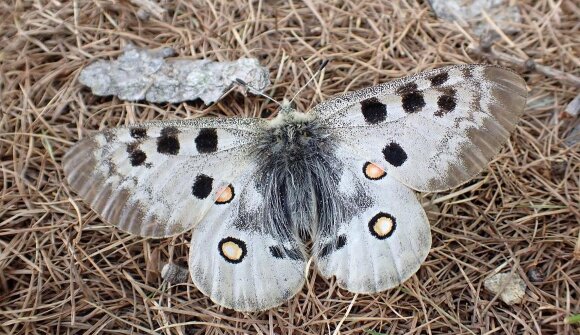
289;59;329;104
235;78;281;106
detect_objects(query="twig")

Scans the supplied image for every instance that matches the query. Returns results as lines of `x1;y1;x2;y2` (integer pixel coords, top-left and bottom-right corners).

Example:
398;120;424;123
469;39;580;88
332;294;358;335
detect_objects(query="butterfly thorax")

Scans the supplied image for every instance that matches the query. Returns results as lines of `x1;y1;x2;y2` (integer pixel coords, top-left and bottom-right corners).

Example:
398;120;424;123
257;110;332;169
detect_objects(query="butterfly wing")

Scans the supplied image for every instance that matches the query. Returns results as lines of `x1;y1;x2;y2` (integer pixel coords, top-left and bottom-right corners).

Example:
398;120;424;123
313;149;430;292
312;65;525;292
63;118;265;237
65;118;308;311
188;163;307;311
312;65;527;191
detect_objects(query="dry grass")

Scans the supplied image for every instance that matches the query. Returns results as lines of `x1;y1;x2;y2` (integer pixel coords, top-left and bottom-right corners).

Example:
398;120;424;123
1;0;579;334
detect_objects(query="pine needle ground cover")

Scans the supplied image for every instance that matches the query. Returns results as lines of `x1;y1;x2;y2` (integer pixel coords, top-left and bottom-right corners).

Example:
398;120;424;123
0;1;578;334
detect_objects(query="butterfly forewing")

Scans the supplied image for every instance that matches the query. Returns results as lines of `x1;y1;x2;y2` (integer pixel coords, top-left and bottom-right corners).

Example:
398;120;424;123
63;118;265;237
312;65;527;191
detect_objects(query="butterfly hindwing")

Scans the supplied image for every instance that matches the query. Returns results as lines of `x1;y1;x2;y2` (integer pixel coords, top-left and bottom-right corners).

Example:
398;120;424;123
63;118;265;237
314;150;431;292
313;65;527;191
188;163;307;311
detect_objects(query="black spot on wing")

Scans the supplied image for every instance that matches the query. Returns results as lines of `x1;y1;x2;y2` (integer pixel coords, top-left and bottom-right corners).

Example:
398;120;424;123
284;248;303;260
195;128;218;153
129;150;147;166
435;90;457;117
192;174;213;199
360;97;387;124
269;245;303;260
130;127;147;139
269;246;285;259
402;91;426;113
336;234;347;250
396;82;418;95
430;72;449;86
382;142;407;167
157;126;180;155
319;234;348;258
319;243;334;258
127;143;147;166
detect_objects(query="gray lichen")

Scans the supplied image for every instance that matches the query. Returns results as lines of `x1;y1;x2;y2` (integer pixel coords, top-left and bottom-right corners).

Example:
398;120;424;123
79;44;270;104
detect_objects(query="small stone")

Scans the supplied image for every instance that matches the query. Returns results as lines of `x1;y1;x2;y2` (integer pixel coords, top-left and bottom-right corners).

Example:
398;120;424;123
136;8;150;20
526;267;545;284
524;59;536;71
563;120;580;148
484;272;526;305
564;94;580;118
161;262;189;285
551;159;567;180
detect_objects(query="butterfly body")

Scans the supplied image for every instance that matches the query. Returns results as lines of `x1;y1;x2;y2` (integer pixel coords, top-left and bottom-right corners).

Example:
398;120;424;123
250;107;347;244
63;64;527;311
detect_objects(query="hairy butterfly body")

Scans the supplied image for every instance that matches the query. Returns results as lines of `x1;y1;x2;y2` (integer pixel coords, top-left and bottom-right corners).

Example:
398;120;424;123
63;64;527;311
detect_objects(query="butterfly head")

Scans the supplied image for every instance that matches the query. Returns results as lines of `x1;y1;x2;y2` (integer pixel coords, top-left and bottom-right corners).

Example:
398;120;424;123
279;98;297;115
269;98;313;125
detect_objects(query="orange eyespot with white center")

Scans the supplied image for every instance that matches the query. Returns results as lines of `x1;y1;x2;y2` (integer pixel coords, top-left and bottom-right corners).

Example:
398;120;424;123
363;162;386;180
368;213;396;240
215;184;235;204
218;237;246;263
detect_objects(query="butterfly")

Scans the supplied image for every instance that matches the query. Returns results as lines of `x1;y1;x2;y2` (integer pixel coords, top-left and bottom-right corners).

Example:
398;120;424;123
63;64;527;311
